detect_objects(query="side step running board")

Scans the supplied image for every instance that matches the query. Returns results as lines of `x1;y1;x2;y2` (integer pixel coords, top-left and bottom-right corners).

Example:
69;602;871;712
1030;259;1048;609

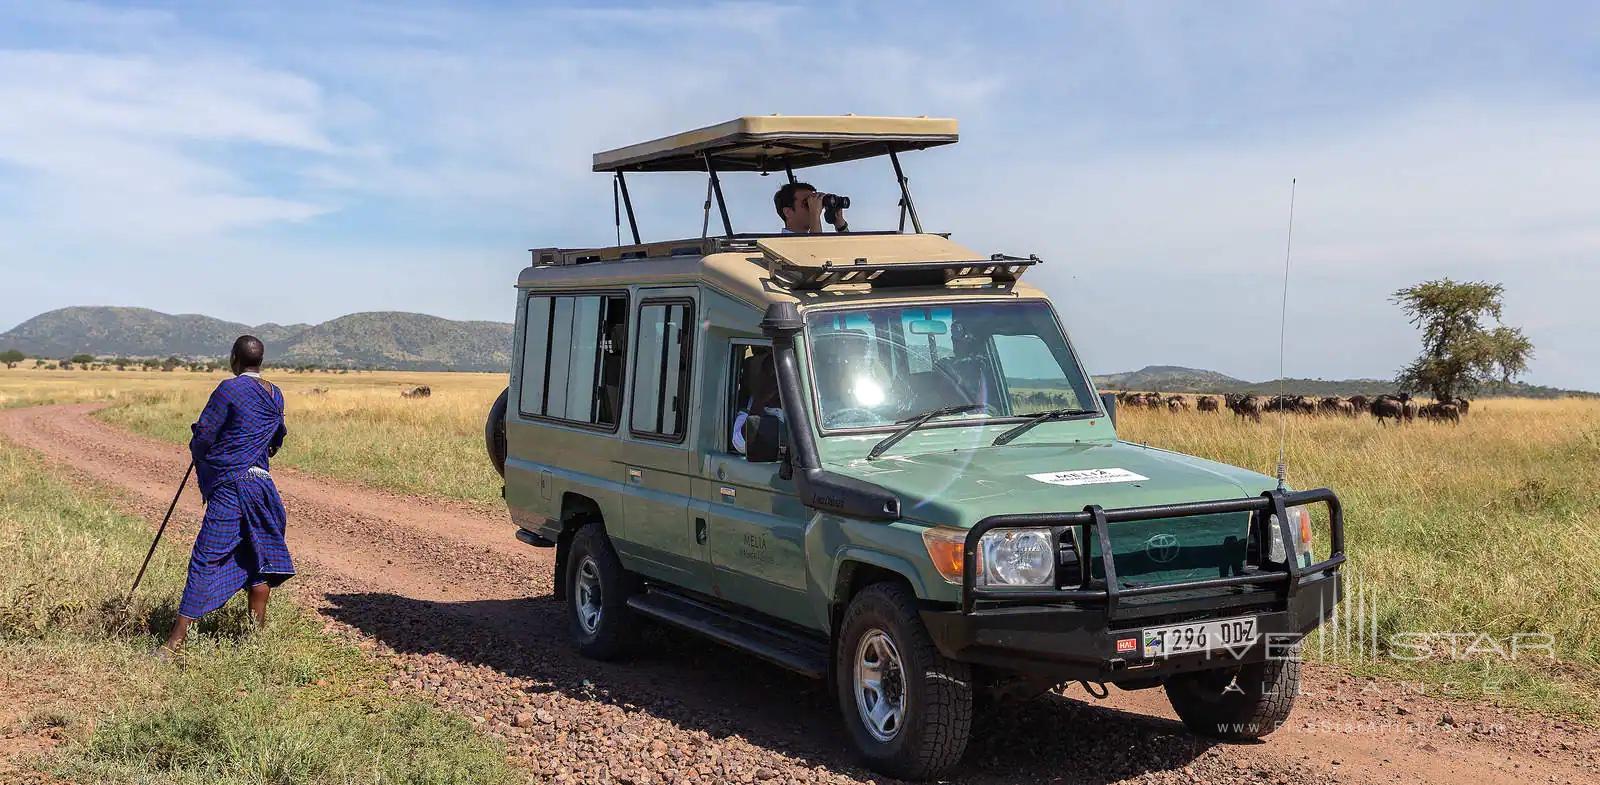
627;588;829;679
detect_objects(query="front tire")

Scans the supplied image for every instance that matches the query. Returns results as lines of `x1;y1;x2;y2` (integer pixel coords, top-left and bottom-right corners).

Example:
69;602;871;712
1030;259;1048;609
1165;646;1300;739
565;524;636;660
835;583;972;780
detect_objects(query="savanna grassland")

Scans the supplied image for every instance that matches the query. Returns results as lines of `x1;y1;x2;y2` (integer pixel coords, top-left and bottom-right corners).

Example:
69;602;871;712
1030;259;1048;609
0;425;511;783
1115;396;1600;718
4;365;1599;723
0;366;508;504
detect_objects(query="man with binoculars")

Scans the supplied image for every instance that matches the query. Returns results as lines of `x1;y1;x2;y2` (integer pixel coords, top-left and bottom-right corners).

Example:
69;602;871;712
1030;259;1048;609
774;181;849;234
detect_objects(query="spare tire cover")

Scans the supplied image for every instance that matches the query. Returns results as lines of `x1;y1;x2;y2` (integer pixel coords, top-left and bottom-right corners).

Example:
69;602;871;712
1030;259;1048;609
486;387;508;477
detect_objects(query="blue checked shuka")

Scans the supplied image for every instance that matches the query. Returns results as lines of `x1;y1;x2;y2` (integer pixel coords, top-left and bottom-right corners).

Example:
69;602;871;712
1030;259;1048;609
178;373;293;619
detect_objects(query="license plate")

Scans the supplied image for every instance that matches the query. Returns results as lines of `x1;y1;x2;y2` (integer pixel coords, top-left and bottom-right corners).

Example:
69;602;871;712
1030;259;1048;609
1142;616;1258;658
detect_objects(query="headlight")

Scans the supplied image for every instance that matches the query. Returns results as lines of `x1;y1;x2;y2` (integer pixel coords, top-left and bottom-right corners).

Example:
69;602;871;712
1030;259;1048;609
1266;505;1314;566
978;528;1055;587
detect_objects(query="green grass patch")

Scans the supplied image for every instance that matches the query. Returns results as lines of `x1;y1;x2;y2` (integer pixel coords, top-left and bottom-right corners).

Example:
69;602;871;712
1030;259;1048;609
0;437;513;784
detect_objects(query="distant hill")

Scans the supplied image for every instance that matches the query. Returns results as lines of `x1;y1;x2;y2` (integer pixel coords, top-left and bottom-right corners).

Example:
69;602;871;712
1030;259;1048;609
276;312;511;372
1090;364;1595;399
0;306;510;372
1093;365;1250;392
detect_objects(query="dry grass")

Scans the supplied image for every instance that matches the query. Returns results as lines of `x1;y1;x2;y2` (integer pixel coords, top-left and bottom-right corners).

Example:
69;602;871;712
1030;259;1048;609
2;366;509;504
1116;397;1600;716
5;366;1599;718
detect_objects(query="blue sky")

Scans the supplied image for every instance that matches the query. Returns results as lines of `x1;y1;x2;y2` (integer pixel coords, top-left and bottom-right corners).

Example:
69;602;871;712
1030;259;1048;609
3;1;1598;389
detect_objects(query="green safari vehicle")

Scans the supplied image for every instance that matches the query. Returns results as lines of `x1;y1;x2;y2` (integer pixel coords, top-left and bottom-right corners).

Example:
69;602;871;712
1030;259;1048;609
484;116;1346;780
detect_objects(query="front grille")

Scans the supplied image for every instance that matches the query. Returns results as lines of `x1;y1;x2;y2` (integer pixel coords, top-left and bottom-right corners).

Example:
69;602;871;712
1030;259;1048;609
1088;512;1250;588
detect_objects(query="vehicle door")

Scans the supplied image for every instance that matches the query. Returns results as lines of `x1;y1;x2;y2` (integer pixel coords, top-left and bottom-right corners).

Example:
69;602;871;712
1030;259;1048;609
618;289;707;592
701;340;812;625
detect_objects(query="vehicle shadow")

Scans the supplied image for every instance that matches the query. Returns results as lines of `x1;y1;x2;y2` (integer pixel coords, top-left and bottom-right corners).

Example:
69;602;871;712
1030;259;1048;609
319;591;1216;784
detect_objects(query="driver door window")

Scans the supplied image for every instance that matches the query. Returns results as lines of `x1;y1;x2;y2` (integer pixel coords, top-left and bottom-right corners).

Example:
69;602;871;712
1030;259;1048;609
726;343;777;458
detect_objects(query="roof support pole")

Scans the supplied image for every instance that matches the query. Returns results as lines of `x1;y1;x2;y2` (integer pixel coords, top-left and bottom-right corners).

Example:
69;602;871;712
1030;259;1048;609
888;146;923;234
615;171;642;245
702;152;734;237
700;174;714;239
785;166;797;185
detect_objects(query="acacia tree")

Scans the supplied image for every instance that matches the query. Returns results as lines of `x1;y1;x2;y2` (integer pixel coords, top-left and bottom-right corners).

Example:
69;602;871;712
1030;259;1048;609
1392;279;1533;401
0;349;23;368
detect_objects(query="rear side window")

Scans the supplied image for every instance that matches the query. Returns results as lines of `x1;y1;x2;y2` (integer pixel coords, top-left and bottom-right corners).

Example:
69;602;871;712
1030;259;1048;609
631;300;694;441
519;292;628;428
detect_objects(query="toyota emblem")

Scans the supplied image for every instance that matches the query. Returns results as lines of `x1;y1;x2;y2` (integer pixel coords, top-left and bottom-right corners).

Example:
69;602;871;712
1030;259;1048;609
1145;533;1180;563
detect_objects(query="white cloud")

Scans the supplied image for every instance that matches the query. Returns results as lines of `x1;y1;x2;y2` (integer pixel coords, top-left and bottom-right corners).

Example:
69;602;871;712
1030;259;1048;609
943;98;1600;388
0;48;334;240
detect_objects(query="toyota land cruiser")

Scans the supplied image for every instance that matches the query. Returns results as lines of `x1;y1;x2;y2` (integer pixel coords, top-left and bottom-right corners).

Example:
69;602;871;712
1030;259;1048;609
483;115;1346;780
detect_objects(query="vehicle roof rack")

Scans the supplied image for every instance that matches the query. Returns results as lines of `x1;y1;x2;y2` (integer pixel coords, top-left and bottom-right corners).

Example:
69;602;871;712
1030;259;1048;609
756;235;1040;291
593;115;958;173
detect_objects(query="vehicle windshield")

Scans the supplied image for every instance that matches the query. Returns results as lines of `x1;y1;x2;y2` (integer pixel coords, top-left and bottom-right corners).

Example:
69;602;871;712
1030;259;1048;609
804;301;1098;430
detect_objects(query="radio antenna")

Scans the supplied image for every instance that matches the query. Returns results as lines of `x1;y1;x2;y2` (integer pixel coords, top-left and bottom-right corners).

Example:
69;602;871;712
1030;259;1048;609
1275;178;1297;490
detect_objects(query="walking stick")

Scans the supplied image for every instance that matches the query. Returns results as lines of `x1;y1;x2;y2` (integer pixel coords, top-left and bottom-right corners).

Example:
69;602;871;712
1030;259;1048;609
126;461;194;604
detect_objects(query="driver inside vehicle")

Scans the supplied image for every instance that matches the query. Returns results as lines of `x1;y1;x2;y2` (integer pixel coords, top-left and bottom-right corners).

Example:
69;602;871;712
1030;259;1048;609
733;352;784;456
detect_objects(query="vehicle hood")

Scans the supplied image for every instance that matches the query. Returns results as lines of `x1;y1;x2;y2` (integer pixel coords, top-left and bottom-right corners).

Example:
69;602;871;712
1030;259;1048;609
829;440;1274;528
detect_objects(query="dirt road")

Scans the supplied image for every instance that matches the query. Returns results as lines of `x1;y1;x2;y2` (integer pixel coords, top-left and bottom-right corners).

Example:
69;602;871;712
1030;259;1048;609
2;403;1595;784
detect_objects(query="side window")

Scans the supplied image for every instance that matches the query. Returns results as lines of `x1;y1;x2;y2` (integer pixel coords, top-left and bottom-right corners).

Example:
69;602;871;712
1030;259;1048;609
726;344;775;453
631;300;694;441
991;333;1081;415
519;296;552;415
518;292;627;427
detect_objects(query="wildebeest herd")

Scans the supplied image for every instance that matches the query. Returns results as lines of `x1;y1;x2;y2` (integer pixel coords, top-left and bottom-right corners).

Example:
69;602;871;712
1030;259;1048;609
1114;390;1468;425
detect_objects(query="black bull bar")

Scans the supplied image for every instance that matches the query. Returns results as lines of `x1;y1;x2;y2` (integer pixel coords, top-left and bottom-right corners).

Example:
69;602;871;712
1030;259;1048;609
960;487;1345;618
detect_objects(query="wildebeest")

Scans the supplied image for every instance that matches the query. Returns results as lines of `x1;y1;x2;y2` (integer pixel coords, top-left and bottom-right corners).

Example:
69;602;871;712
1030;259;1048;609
1317;396;1357;417
401;385;432;399
1347;394;1371;411
1166;395;1189;411
1196;395;1219;413
308;387;328;396
1454;398;1471;416
1118;391;1165;408
1225;393;1263;422
1402;397;1418;423
1419;401;1460;423
1370;393;1409;426
1265;394;1315;415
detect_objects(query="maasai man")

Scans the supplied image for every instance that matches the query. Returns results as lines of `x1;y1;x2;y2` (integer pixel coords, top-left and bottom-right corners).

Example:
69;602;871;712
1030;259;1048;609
158;335;291;656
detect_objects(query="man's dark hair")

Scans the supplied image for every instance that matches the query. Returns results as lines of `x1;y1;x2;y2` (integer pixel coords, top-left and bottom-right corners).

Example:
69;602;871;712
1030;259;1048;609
232;335;265;369
773;181;815;220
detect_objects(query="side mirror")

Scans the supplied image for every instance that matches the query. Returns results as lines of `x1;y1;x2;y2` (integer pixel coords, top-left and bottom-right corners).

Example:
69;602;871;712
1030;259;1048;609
1100;391;1117;427
744;414;786;464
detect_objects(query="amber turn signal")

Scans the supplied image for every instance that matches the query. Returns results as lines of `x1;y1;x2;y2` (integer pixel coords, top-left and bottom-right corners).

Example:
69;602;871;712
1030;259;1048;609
922;527;968;584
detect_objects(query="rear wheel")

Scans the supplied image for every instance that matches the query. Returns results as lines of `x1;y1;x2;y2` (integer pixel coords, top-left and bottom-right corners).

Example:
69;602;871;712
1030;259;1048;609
1165;647;1300;739
565;524;636;660
835;583;972;780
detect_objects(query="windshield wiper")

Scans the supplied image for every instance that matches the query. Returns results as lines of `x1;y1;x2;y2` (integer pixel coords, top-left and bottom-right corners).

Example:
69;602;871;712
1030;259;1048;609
991;407;1099;446
868;403;989;460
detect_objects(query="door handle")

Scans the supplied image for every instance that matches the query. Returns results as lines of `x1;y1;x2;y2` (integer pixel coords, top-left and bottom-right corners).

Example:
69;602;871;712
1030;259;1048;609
627;467;642;483
695;517;707;544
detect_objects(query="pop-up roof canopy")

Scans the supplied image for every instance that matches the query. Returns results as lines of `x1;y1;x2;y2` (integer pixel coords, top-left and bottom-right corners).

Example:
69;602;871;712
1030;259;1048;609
593;115;958;173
